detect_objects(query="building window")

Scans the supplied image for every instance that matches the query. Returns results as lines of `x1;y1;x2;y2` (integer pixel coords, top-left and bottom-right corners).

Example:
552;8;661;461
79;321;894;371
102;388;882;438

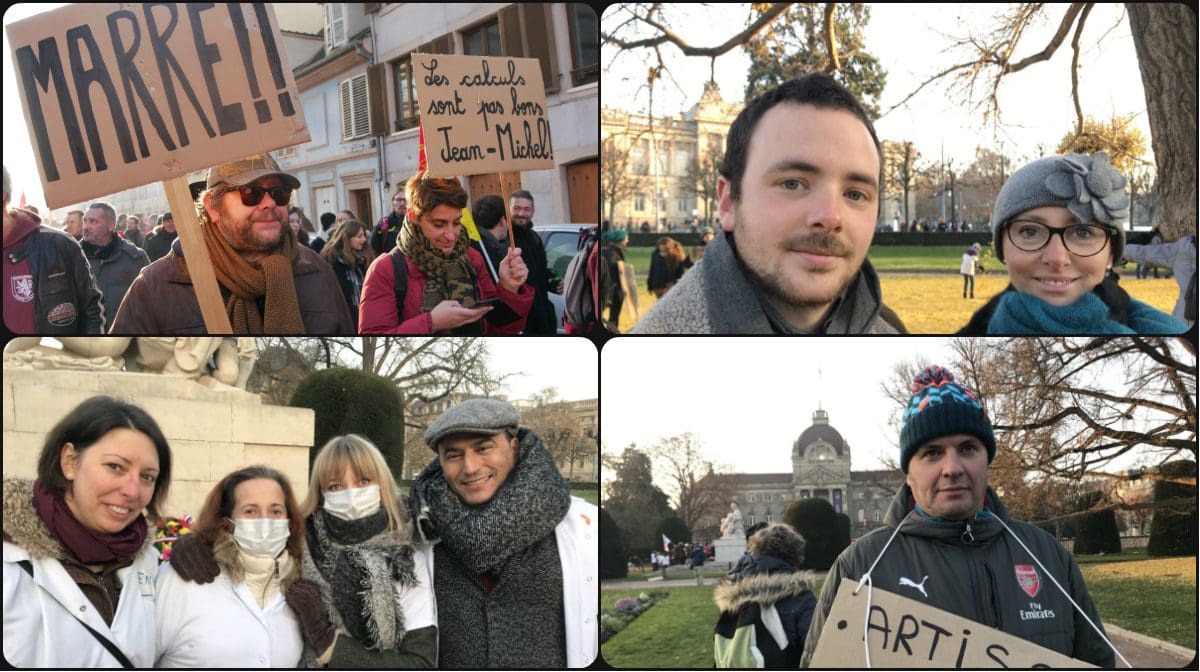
674;144;692;175
749;515;757;525
392;57;419;131
747;495;755;503
566;4;598;86
632;142;648;175
634;193;645;212
874;510;882;522
766;513;774;523
464;19;502;57
326;3;346;50
340;73;370;140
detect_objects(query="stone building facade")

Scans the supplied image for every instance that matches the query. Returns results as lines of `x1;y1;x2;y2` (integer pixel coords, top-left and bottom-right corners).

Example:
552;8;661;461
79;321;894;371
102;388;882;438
729;409;902;535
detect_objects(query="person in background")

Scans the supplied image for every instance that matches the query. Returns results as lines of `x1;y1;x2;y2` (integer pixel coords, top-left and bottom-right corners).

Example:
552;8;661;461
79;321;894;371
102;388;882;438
143;211;178;263
960;244;978;299
508;190;561;334
3;165;105;334
155;465;305;667
1121;233;1196;328
3;396;173;667
320;220;376;328
61;210;84;241
647;236;692;298
288;208;312;248
372;185;407;256
310;212;337;255
469;194;510;281
80;201;149;326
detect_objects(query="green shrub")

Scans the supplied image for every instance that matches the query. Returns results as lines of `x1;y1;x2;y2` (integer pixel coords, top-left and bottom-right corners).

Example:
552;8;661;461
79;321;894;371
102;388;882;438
783;498;846;571
656;516;691;547
289;368;406;479
1148;460;1198;557
600;507;629;579
1073;490;1121;555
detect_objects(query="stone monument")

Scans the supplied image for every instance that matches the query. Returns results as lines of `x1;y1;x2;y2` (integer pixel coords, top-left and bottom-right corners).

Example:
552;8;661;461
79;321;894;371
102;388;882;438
3;338;313;522
714;501;748;564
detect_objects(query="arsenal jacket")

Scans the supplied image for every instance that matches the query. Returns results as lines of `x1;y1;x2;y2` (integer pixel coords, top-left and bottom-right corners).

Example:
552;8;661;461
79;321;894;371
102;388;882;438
799;484;1115;668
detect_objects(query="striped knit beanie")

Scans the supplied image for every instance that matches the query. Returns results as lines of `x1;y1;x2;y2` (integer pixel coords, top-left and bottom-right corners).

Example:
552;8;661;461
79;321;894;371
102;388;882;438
899;365;995;473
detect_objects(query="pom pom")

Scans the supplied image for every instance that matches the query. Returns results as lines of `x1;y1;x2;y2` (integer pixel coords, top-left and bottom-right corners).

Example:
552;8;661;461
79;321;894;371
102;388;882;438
912;365;955;393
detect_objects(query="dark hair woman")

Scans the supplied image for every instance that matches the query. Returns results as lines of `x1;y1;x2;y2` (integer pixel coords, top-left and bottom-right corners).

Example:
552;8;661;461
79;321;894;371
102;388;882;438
155;465;305;667
320;220;376;328
3;396;172;667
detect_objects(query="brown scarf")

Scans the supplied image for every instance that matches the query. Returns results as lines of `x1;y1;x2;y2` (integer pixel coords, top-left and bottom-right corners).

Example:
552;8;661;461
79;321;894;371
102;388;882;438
201;215;305;333
397;215;478;314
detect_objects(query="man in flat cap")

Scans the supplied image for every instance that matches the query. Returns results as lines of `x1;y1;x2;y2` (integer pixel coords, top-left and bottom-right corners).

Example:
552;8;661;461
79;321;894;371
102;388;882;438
111;153;353;333
410;397;598;668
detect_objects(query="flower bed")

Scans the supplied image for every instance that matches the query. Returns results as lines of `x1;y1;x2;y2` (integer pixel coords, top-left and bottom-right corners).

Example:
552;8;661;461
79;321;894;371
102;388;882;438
600;590;668;643
153;515;193;563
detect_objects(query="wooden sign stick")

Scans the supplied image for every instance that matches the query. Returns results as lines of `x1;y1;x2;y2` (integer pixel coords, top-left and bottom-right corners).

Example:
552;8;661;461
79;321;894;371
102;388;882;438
161;177;233;333
499;171;516;246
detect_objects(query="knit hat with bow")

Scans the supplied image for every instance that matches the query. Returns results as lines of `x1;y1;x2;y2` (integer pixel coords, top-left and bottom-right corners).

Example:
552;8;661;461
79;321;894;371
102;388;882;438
899;365;995;473
991;151;1129;262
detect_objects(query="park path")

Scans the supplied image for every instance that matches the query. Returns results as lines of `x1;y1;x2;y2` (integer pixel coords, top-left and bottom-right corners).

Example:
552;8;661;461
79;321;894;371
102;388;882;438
601;575;1197;669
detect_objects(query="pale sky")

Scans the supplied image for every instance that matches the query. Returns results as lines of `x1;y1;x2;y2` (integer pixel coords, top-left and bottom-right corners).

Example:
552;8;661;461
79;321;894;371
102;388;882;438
601;337;964;473
601;3;1152;169
486;336;598;402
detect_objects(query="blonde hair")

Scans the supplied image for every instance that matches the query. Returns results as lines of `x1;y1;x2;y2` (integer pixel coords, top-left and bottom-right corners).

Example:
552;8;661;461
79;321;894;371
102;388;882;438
300;434;408;534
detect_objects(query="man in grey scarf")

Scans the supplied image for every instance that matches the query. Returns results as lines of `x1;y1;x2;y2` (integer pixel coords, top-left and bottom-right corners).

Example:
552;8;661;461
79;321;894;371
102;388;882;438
411;397;598;668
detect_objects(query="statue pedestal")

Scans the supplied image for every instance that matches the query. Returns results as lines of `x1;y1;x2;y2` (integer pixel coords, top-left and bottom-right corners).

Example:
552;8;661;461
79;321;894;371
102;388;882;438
714;536;747;564
2;367;314;522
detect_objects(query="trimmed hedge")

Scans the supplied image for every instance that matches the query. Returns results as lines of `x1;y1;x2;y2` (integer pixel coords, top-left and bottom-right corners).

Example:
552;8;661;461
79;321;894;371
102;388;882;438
1148;460;1198;557
289;367;406;480
600;507;629;579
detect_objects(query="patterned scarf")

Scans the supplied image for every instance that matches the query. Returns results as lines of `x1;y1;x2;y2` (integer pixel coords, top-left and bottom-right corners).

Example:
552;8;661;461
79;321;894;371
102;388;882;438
397;215;478;314
303;508;417;651
31;479;147;564
411;429;570;574
201;214;305;333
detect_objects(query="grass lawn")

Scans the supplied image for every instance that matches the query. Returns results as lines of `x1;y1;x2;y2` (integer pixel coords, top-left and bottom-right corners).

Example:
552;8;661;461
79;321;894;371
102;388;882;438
612;246;1181;333
600;556;1197;666
571;485;599;506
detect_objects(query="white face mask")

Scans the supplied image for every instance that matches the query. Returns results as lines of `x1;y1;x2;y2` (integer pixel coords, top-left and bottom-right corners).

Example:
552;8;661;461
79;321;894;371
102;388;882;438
323;484;381;521
232;517;290;558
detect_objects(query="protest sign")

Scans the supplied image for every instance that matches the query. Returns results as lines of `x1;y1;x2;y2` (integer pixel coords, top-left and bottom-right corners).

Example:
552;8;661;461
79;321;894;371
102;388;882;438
809;578;1096;668
7;3;310;209
411;53;555;178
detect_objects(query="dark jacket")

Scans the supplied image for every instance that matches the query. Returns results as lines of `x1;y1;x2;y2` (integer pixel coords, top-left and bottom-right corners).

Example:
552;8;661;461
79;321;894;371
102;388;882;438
714;555;816;668
512;223;558;334
82;236;149;323
329;255;368;328
143;226;178;262
371;212;402;256
647;250;691;294
799;484;1115;668
4;212;104;334
109;238;354;334
632;230;904;334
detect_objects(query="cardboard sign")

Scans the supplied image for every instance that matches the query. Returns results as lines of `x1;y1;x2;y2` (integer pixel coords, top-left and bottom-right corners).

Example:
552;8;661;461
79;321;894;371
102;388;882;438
809;578;1096;669
412;53;554;177
7;3;309;209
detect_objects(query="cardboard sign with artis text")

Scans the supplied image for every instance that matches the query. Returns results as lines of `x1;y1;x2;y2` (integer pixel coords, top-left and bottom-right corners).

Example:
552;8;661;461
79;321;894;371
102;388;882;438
809;578;1096;668
412;53;554;178
6;3;309;209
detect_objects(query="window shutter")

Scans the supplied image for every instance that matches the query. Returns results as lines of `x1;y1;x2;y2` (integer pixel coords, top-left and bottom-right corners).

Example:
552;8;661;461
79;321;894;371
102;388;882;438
368;63;387;137
351;74;369;138
499;5;523;57
521;4;558;94
328;4;347;49
340;79;354;139
433;33;453;55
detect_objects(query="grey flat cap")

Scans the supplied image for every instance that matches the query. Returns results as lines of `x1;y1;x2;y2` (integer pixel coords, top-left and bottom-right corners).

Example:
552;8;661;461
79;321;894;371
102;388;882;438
424;398;522;451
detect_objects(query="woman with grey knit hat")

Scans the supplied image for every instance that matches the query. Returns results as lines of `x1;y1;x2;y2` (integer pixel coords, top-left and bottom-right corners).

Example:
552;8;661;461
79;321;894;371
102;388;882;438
958;151;1186;334
713;523;816;668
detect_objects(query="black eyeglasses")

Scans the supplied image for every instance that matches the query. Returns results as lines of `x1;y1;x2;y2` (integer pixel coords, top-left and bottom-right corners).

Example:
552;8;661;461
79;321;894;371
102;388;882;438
1006;219;1111;257
236;184;292;207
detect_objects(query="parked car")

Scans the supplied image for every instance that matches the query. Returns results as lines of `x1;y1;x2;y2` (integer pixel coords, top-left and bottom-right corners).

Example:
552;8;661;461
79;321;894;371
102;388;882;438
534;224;592;334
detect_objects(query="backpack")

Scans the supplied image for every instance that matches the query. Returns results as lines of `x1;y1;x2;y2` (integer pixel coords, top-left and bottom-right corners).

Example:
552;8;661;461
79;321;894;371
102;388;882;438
1185;237;1198;324
561;226;601;335
388;247;485;334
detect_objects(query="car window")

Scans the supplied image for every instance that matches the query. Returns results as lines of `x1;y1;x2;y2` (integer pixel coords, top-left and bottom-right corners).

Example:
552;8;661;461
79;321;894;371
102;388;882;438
544;230;580;278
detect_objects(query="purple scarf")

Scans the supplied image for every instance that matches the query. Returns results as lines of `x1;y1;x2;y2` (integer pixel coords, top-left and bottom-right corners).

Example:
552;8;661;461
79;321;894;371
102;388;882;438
32;480;148;564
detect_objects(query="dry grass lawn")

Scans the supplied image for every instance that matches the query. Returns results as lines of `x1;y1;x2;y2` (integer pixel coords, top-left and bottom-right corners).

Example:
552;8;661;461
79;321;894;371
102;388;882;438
612;273;1181;335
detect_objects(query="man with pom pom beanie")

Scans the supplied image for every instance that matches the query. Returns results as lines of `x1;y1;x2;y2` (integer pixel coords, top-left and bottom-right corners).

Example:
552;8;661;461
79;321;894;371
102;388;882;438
799;365;1116;668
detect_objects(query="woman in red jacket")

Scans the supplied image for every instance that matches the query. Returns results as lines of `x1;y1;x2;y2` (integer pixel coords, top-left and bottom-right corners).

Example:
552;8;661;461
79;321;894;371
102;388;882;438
358;171;532;334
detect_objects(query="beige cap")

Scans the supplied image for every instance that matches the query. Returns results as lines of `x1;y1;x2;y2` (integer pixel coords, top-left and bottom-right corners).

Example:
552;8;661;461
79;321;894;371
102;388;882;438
206;153;300;189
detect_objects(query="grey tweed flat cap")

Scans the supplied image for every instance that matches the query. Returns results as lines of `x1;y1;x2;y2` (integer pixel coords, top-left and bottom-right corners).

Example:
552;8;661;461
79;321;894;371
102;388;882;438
423;398;522;451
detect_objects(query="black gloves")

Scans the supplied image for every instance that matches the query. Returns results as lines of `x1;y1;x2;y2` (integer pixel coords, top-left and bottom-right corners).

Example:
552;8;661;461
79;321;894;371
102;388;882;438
285;579;336;656
168;534;220;584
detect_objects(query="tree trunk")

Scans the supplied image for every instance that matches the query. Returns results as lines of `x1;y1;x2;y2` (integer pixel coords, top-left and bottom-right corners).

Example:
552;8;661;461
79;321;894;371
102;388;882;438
1127;3;1197;241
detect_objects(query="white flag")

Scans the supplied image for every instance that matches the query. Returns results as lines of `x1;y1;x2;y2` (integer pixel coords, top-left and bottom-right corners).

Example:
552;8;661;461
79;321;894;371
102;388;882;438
662;534;671;552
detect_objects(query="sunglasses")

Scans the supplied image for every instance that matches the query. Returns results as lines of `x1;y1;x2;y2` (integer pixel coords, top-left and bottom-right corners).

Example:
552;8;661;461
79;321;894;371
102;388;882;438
235;184;292;207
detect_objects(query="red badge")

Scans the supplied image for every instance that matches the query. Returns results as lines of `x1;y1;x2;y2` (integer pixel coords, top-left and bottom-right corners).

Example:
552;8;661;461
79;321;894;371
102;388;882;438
1015;565;1040;598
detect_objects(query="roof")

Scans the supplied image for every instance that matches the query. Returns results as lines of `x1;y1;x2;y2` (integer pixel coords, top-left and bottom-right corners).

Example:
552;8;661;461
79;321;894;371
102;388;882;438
795;424;847;456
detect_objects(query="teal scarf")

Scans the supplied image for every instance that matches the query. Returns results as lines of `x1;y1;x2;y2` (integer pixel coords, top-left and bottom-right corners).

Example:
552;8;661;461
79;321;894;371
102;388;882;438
987;291;1185;334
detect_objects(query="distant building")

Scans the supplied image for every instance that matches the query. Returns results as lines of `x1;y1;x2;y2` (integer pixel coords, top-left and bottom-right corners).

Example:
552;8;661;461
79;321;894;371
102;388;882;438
716;409;903;535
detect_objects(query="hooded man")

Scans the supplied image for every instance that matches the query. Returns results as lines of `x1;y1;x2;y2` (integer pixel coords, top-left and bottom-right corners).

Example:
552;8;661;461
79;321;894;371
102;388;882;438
110;153;353;334
631;74;906;334
799;365;1118;668
410;398;597;668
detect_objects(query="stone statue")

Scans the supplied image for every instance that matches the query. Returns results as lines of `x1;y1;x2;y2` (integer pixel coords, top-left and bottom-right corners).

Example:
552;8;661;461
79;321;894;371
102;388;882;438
4;337;257;390
720;501;744;539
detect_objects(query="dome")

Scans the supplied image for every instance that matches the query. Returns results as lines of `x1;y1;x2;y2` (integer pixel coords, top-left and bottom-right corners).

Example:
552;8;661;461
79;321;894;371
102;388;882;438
793;409;847;458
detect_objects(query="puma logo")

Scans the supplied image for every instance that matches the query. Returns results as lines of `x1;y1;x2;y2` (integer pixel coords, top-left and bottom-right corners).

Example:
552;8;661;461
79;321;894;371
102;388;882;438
899;575;929;598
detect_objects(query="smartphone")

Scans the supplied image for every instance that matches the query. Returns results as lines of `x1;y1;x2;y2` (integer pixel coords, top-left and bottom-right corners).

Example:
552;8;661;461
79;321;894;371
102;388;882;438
476;298;522;325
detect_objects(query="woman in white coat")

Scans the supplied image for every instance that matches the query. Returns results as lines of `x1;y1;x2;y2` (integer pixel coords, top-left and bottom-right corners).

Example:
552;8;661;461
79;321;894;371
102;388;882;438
2;396;173;668
170;434;437;668
155;465;305;667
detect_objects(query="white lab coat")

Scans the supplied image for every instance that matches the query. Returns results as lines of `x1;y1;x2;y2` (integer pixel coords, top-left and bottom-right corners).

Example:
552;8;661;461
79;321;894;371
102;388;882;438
556;496;598;668
154;561;304;668
2;537;159;667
